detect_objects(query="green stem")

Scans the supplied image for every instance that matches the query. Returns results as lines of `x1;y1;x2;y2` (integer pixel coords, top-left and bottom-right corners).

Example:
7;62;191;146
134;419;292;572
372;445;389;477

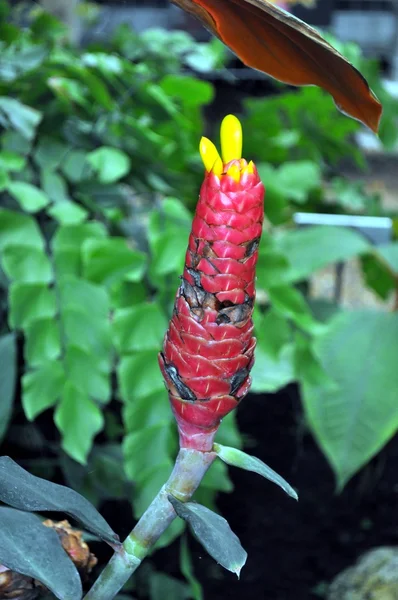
83;448;216;600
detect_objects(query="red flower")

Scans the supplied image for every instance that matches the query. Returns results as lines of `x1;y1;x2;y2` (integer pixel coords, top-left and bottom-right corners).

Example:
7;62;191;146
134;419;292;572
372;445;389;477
159;116;265;451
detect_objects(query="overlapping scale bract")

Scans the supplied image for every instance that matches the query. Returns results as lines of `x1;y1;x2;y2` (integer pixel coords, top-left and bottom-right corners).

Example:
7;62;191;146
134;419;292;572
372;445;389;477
159;160;265;450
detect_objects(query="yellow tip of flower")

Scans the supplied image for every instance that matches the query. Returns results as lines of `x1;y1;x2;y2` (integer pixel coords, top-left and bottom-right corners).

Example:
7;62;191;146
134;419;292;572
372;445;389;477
199;137;222;174
227;164;241;182
212;156;223;177
242;160;255;176
220;114;242;164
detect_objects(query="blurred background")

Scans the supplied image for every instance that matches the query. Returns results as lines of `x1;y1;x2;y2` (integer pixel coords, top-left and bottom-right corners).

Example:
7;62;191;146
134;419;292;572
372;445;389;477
1;1;398;599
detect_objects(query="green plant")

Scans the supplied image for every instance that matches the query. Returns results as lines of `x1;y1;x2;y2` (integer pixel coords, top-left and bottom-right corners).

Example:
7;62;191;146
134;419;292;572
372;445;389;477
1;6;398;600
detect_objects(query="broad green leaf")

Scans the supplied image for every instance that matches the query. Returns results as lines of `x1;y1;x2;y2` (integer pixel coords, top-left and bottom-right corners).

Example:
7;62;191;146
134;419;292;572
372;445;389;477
55;381;104;464
52;222;107;251
123;389;171;432
0;507;82;600
376;242;398;274
87;147;131;184
53;247;81;277
294;331;335;388
276;226;370;283
0;333;16;443
214;444;297;500
251;343;295;393
2;245;52;283
275;161;321;203
0;209;43;251
160;75;214;106
0;150;25;172
82;238;146;286
118;351;165;403
169;496;247;577
268;285;321;333
9;282;56;328
59;276;109;318
0;457;119;544
41;169;70;203
62;308;112;370
24;318;61;367
34;137;69;170
8;181;49;212
123;423;172;483
256;248;290;289
301;311;398;489
48;201;88;225
22;361;65;420
113;303;167;353
254;307;292;358
0;97;41;139
149;231;188;278
64;345;110;403
61;149;88;183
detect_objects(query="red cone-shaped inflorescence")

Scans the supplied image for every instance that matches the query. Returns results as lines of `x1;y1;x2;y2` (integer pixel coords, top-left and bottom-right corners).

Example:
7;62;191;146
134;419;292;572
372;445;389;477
159;118;265;451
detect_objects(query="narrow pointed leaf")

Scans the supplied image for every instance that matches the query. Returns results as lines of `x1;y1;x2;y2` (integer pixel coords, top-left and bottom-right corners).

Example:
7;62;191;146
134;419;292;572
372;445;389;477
0;507;82;600
0;457;119;545
172;0;381;131
213;443;298;500
168;495;247;577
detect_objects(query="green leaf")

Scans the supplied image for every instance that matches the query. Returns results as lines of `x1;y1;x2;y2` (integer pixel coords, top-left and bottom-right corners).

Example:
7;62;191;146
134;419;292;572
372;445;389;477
22;361;65;420
24;318;61;367
169;496;247;577
123;389;171;432
52;222;107;252
360;254;395;300
118;351;165;403
0;150;26;172
123;423;172;483
160;75;214;106
0;97;41;140
87;147;131;184
0;507;82;600
9;282;56;328
0;457;119;545
256;248;290;289
268;285;321;333
150;231;189;278
55;381;104;465
2;245;52;283
113;303;167;353
33;137;69;170
301;311;398;489
65;345;110;403
276;226;370;283
48;201;88;225
376;242;398;274
8;181;50;212
82;238;146;286
41;169;70;203
214;444;297;500
61;149;88;183
0;209;43;251
275;160;321;203
0;333;16;443
59;276;109;318
251;308;295;392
